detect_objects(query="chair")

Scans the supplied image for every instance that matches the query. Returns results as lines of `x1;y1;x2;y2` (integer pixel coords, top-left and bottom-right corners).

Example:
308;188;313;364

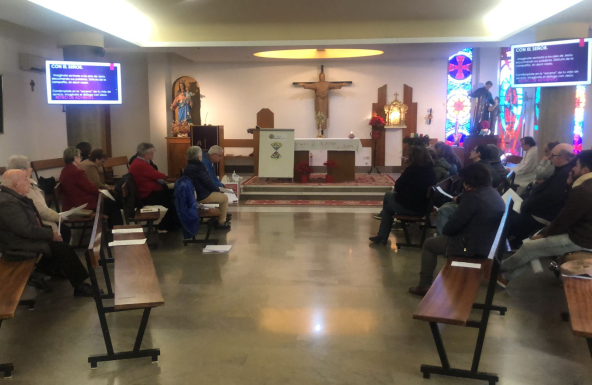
496;170;515;195
504;155;523;166
120;182;160;248
103;156;129;183
54;184;96;248
394;186;436;248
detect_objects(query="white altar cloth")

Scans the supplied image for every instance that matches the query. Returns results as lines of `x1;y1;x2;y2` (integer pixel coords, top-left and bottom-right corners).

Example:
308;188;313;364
294;138;362;153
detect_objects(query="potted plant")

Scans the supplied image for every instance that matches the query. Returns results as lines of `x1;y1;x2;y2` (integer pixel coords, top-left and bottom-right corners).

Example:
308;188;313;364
369;116;386;139
294;161;313;183
323;160;337;183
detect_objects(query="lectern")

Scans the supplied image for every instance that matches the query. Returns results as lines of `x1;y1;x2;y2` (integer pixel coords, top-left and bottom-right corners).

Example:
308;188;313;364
190;125;225;177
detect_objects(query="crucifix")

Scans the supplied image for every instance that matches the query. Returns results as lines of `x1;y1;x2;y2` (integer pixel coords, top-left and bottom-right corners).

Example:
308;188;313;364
293;65;352;135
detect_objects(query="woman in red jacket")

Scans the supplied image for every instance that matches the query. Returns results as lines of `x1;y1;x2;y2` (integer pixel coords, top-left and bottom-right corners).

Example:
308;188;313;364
129;142;178;231
59;147;99;211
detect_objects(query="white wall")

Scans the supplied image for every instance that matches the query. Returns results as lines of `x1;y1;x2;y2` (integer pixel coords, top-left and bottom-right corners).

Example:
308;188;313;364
147;53;173;170
0;20;66;174
168;58;449;166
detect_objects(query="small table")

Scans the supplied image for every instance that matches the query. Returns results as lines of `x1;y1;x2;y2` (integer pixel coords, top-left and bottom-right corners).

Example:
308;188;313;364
294;138;362;182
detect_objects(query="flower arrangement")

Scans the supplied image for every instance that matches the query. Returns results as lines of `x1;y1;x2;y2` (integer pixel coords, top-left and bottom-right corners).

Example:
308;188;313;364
369;116;386;128
403;134;430;147
294;161;313;175
323;160;337;168
172;121;191;137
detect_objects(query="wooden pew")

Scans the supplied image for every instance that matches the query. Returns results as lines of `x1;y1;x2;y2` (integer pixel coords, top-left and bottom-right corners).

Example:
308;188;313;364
563;276;592;362
54;183;96;248
0;258;37;378
85;195;164;368
120;182;160;248
496;170;515;195
183;208;221;246
30;158;65;180
413;198;512;385
103;156;129;183
394;182;441;248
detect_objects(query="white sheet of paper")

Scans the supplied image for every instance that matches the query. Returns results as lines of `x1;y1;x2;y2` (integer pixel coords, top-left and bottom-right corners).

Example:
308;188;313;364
531;215;550;226
501;189;522;213
203;245;233;253
108;239;146;247
436;186;454;200
111;228;145;234
58;215;61;233
562;274;592;280
219;187;234;193
451;261;482;269
198;203;220;209
59;203;88;218
100;189;116;201
225;192;238;203
167;183;175;189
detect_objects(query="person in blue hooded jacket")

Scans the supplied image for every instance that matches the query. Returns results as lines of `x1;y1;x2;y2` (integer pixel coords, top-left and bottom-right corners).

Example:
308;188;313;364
201;145;225;188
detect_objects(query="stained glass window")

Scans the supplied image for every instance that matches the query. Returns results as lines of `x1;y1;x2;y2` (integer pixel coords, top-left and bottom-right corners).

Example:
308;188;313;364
573;85;586;154
534;87;540;131
445;48;472;144
499;48;524;155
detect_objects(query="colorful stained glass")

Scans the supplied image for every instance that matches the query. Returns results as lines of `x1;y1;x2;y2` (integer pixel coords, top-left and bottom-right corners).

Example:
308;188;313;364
534;87;540;131
573;85;586;154
445;48;473;144
499;48;524;155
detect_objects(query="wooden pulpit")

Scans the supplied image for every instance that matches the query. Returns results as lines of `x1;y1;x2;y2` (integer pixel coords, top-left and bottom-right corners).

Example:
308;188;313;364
247;108;274;176
190;125;225;178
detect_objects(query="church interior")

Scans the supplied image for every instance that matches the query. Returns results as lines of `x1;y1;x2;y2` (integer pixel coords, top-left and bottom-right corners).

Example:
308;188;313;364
1;0;592;384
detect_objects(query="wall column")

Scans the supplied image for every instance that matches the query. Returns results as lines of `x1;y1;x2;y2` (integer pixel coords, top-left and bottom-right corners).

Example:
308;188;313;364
536;23;589;156
57;32;111;153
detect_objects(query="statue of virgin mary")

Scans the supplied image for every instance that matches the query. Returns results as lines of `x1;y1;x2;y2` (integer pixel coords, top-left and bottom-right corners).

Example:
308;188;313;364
170;82;194;123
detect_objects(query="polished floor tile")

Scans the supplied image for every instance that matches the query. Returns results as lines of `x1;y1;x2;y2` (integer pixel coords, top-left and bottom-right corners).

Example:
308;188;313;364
1;210;590;384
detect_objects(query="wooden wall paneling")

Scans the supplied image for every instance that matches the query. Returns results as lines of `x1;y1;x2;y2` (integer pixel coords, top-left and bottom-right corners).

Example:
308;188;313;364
371;85;387;167
166;137;191;179
222;139;254;148
403;84;418;139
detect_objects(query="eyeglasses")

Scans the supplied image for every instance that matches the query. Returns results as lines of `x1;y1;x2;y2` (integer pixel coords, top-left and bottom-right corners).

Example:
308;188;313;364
549;154;561;158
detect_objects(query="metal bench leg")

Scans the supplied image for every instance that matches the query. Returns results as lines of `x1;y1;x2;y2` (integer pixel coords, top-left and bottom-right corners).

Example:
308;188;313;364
182;221;219;246
0;321;14;378
146;221;158;250
587;339;592;361
18;299;35;310
473;303;507;316
99;245;114;299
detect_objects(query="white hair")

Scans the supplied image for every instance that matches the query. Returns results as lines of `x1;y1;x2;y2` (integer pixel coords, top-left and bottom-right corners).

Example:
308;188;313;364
208;145;223;155
137;142;155;156
6;155;30;171
186;146;203;161
1;169;27;186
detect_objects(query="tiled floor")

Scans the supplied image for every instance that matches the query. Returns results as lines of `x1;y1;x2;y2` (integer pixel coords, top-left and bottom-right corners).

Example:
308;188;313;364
1;207;591;384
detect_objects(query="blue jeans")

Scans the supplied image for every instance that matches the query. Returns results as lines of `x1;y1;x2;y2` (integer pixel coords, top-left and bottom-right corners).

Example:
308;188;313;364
500;234;592;280
377;191;422;239
436;202;458;235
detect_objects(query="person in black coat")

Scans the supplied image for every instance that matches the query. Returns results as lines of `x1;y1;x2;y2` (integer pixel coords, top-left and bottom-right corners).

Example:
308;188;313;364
370;146;437;245
469;144;502;187
486;144;508;183
183;146;230;229
408;163;506;296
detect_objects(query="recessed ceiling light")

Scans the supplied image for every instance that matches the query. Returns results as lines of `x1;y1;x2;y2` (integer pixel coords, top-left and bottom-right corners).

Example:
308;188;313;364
253;49;384;59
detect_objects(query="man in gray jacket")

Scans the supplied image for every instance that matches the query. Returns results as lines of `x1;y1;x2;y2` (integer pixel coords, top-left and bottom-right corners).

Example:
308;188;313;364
409;163;506;296
0;170;94;297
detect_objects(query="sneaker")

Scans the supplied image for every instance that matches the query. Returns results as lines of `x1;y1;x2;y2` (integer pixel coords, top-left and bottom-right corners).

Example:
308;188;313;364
373;214;382;220
215;222;231;230
408;286;430;297
226;213;233;221
497;273;509;289
74;282;103;297
28;272;53;292
368;236;387;245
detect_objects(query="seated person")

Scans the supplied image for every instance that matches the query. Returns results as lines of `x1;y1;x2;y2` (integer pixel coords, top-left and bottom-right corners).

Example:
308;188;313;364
507;143;574;249
469;145;502;187
506;136;539;193
201;145;225;188
499;150;592;285
369;146;436;245
486;144;508;183
435;142;461;175
535;141;560;183
184;146;231;230
76;141;92;162
129;142;177;231
80;149;113;190
6;155;71;244
409;163;506;296
59;147;99;211
430;147;451;182
0;170;95;297
129;151;158;170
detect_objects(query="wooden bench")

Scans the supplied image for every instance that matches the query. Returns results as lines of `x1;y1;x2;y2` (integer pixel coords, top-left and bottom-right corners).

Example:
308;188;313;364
54;183;96;248
121;182;160;248
412;198;512;385
103;156;129;183
84;195;164;369
31;158;65;180
183;208;221;246
0;258;37;378
563;275;592;362
496;170;515;195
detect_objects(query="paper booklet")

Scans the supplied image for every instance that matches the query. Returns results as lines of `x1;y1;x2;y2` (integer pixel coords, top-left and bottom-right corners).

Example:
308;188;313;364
501;189;522;213
203;245;233;253
225;192;239;203
198;203;220;209
100;189;116;201
219;187;234;193
436;186;454;200
108;239;146;247
451;261;481;269
111;228;145;234
59;203;88;218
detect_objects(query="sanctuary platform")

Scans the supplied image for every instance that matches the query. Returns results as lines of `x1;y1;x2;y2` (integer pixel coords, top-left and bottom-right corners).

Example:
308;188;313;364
240;174;395;204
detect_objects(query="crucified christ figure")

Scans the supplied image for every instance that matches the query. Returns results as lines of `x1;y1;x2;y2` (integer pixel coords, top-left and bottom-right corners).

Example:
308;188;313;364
293;67;352;133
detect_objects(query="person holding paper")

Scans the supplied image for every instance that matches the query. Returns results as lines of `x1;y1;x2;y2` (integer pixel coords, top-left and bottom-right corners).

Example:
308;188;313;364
0;170;96;297
129;142;178;231
499;150;592;285
6;155;71;244
507;143;574;249
408;163;505;296
184;146;230;230
79;149;114;190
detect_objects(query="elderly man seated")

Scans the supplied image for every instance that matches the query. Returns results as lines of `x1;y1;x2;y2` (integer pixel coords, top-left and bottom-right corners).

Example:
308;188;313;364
201;145;225;188
184;146;231;230
506;143;574;249
499;150;592;285
0;170;95;297
6;155;71;244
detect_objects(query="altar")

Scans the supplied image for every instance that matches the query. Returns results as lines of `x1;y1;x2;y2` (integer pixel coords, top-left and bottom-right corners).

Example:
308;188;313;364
294;138;362;182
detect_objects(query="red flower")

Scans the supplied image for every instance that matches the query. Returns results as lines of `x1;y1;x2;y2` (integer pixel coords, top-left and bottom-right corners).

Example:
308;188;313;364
369;116;385;127
294;161;313;175
323;160;337;168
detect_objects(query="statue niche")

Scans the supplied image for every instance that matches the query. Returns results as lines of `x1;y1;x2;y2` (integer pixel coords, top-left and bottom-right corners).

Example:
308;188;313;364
171;76;201;125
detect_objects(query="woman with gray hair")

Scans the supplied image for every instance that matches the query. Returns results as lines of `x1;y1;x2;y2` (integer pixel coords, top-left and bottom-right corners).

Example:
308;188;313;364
6;155;71;244
59;146;100;211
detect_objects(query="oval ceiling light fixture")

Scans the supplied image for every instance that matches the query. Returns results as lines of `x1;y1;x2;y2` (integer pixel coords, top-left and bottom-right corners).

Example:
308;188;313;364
254;49;384;59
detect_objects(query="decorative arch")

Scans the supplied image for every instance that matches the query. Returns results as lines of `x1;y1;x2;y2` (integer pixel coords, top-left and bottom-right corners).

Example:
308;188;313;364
172;76;201;125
